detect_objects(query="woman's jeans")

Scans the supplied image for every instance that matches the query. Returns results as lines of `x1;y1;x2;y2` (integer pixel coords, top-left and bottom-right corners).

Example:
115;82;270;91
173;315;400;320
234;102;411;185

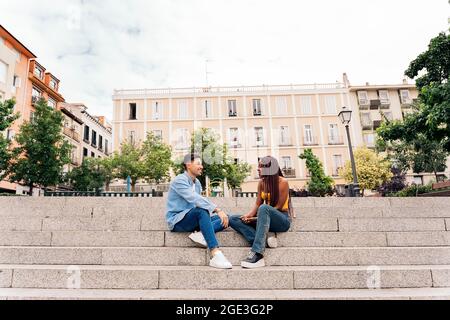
172;207;224;250
229;204;291;255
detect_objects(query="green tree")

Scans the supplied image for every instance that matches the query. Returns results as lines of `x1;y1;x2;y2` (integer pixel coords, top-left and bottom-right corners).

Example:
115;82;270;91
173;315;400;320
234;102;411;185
225;161;252;191
67;157;105;191
377;32;450;152
173;128;251;191
299;149;334;197
141;132;173;184
98;156;115;191
339;147;392;195
9;98;72;195
113;141;145;191
0;99;20;179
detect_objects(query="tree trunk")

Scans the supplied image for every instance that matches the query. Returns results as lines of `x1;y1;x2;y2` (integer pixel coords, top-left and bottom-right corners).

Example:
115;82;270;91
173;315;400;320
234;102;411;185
29;182;34;197
131;182;136;192
105;181;110;192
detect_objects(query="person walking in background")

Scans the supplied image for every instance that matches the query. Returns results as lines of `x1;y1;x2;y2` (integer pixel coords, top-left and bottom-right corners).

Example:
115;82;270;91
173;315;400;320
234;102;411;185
166;153;232;269
229;156;295;268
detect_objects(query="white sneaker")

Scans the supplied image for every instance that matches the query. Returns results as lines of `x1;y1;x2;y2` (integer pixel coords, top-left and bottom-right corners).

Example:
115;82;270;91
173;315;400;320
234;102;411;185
209;251;233;269
188;231;207;248
267;236;278;248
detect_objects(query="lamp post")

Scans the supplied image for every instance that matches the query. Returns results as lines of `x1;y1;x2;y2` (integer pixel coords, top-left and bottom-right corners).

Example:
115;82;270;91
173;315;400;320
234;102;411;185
338;106;360;197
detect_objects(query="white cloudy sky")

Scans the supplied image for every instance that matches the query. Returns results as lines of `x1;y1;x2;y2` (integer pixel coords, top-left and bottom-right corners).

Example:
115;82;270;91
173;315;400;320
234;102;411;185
1;0;448;119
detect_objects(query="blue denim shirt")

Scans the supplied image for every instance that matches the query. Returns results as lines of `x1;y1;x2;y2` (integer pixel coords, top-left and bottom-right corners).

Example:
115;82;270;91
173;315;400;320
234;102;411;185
166;172;217;230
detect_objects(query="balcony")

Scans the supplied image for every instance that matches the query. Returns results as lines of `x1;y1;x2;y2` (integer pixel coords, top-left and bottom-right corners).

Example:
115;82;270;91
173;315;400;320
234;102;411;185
229;142;242;149
332;167;343;177
279;138;292;147
328;136;344;145
253;110;262;116
380;99;390;109
63;127;80;142
228;112;237;117
400;98;414;108
282;168;296;178
302;137;319;146
358;99;369;110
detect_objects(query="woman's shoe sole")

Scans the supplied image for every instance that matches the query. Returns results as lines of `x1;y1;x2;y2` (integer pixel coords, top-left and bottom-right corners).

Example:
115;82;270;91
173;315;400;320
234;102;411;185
241;259;266;269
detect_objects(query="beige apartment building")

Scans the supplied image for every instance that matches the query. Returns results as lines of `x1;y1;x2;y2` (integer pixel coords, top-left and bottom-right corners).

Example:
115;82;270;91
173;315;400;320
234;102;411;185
112;80;363;192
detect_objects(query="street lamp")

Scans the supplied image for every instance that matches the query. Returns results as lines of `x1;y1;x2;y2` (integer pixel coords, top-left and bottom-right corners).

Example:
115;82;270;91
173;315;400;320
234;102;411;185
338;106;360;197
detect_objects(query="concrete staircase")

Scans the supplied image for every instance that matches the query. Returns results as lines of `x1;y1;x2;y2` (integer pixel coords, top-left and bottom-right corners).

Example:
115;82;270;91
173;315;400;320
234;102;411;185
1;197;450;300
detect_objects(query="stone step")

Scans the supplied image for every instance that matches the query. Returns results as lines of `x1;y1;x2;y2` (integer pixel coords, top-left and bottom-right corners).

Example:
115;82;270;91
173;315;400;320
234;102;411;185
1;231;450;247
1;246;450;266
1;216;447;232
1;287;450;300
1;197;450;219
1;265;449;290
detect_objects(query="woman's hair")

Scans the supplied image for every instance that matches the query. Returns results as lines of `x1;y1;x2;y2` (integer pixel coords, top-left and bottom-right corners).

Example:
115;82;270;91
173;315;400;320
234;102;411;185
259;156;294;218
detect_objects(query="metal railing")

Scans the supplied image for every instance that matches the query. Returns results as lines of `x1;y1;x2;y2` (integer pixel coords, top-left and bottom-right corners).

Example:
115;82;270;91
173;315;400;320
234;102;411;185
44;190;164;197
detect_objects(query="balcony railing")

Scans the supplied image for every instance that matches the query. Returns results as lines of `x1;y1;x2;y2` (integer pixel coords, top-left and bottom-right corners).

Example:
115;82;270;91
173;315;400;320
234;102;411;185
113;83;346;97
229;142;242;149
361;123;373;130
279;138;292;146
380;99;390;109
302;137;319;146
71;156;80;166
328;136;344;145
31;96;41;106
332;167;343;177
282;168;296;178
370;99;381;110
63;127;80;142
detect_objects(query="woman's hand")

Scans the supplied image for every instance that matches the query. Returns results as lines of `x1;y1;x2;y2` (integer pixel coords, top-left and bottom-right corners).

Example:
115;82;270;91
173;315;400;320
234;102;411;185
241;212;257;224
217;210;229;229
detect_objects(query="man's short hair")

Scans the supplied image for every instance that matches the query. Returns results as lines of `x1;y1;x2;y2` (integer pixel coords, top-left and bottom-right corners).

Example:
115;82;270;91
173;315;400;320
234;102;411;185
183;153;201;170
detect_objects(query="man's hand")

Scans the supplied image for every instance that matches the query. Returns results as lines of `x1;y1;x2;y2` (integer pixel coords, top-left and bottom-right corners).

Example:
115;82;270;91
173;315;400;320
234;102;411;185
217;210;229;229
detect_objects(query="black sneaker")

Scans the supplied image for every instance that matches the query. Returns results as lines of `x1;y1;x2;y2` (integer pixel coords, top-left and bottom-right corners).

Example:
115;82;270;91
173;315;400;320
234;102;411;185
241;251;265;269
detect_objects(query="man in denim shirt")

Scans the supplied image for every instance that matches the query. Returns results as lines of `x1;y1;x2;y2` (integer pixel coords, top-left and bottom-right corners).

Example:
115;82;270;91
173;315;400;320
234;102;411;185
166;153;232;269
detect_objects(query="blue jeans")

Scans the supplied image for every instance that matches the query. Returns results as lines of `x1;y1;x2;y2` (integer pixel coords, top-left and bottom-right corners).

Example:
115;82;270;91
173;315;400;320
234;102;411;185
172;207;224;249
229;204;291;255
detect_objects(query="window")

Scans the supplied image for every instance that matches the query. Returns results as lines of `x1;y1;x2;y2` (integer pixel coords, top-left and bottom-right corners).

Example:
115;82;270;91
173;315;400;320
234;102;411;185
176;128;189;149
325;95;337;114
105;139;109;155
357;91;369;106
11;48;20;62
84;126;90;142
253;99;262;116
229;128;240;147
378;90;390;104
280;126;290;145
400;90;412;104
13;75;21;88
99;135;103;150
177;100;188;119
328;124;339;144
364;133;375;147
204;100;212;118
0;61;7;84
32;87;42;105
254;127;264;146
34;65;43;79
128;131;136;145
361;113;372;127
153;102;161;120
129;103;137;120
275;96;288;115
332;155;343;176
6;129;15;141
91;130;97;147
91;152;95;158
153;130;162;141
83;148;88;157
301;96;312;115
281;156;292;170
49;79;57;91
48;98;56;109
304;125;313;144
228;100;237;117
